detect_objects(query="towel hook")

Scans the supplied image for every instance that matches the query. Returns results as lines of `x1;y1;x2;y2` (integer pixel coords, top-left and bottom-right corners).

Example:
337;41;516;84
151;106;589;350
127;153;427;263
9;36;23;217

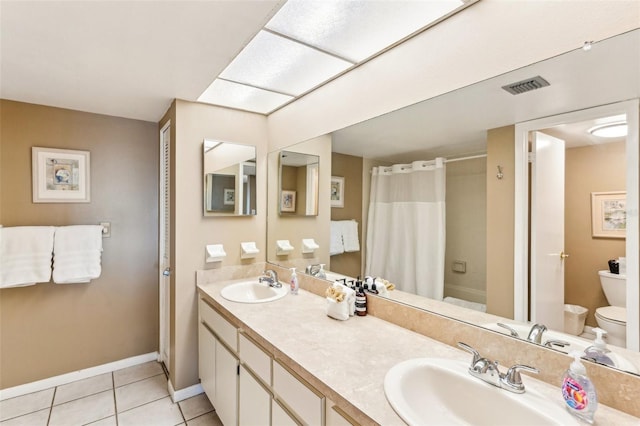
496;165;504;180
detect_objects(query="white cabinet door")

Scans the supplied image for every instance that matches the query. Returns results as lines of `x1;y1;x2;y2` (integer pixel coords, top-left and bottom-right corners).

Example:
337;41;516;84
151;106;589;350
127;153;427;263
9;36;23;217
215;342;238;426
198;323;216;403
272;399;300;426
239;365;270;425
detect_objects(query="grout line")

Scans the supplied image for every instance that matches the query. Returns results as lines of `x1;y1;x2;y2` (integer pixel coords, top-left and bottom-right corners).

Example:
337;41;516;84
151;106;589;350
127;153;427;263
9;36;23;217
112;372;119;426
175;398;187;425
47;387;56;425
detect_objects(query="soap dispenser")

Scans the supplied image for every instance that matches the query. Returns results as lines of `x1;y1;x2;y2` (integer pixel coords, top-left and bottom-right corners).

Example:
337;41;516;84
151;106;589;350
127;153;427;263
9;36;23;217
583;328;614;367
317;264;327;280
289;268;299;295
561;351;597;424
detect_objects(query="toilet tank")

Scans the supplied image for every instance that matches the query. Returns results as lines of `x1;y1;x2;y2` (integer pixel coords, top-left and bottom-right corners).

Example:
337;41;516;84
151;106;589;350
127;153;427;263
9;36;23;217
598;270;626;307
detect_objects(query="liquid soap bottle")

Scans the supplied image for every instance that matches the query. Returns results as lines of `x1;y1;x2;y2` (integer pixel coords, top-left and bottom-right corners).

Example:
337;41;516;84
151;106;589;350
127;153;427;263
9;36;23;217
317;264;327;280
561;351;597;424
289;268;299;295
583;328;614;367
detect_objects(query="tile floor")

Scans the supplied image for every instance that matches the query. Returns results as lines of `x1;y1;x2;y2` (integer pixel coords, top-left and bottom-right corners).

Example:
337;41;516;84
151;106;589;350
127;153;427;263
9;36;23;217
0;362;223;426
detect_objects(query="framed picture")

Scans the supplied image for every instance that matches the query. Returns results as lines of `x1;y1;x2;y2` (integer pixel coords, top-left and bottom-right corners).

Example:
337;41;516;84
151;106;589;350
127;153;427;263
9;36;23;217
591;191;626;238
281;190;296;213
32;147;90;203
330;176;344;208
223;188;235;205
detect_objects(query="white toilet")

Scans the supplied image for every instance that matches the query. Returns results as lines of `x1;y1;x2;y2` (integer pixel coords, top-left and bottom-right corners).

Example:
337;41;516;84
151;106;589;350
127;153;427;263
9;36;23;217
595;270;627;347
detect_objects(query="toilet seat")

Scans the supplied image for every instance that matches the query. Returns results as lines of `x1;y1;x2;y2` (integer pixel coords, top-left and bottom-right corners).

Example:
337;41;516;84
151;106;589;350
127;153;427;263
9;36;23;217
595;306;627;325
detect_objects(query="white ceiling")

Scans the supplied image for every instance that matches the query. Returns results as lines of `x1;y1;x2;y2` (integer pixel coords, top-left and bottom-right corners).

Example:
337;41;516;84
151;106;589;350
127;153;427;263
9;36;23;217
0;0;284;122
331;29;640;162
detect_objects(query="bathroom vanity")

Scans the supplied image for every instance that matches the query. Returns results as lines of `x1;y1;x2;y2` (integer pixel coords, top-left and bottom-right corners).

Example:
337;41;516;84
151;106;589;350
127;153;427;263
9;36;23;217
197;272;639;425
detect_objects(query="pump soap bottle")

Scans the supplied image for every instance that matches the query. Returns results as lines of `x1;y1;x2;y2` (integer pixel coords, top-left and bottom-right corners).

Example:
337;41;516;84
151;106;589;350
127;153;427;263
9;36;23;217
289;268;299;295
561;352;597;424
583;328;614;367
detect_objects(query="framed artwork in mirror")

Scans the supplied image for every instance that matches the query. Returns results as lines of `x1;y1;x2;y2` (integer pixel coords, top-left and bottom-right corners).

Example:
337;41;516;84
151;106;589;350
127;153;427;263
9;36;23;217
32;147;90;203
223;188;235;205
331;176;344;208
281;190;296;213
591;191;626;238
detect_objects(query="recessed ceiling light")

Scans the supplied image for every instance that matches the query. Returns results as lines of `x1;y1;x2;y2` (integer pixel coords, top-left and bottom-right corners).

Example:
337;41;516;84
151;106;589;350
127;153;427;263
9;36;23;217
588;122;628;138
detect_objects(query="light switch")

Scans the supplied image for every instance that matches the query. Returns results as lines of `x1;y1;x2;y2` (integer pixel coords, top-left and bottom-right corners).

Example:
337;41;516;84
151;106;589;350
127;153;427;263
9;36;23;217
452;260;466;273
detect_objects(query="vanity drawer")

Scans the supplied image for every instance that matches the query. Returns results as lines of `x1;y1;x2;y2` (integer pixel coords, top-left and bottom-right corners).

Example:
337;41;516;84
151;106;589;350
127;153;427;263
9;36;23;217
273;360;324;425
199;298;237;352
239;332;271;386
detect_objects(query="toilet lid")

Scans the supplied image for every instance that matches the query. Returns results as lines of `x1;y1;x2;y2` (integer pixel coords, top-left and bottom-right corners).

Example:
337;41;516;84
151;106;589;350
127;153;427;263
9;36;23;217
596;306;627;324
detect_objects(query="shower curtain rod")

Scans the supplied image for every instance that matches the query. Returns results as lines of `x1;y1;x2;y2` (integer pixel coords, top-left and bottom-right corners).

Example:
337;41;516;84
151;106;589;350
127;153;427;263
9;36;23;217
444;153;487;163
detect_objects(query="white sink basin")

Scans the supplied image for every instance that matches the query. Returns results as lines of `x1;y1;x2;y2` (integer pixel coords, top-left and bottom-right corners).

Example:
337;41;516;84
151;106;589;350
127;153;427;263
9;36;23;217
384;358;578;426
220;280;287;303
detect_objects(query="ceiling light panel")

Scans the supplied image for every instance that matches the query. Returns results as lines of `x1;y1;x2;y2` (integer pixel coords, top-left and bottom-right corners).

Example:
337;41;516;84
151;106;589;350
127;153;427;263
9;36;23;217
219;30;353;96
198;79;293;114
265;0;464;62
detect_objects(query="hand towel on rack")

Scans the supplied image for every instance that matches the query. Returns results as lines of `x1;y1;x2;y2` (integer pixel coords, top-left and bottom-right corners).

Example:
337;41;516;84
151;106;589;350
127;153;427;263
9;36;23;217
0;226;55;288
329;221;344;256
342;220;360;253
53;225;103;284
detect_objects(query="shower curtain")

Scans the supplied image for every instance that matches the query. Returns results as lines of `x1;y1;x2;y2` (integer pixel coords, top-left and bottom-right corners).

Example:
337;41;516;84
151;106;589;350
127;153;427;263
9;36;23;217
365;159;446;299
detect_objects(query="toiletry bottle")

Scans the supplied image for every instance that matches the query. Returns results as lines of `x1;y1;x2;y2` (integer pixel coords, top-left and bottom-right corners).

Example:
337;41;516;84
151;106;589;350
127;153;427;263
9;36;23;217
561;351;597;424
289;268;299;295
583;328;614;367
317;264;327;280
355;280;367;316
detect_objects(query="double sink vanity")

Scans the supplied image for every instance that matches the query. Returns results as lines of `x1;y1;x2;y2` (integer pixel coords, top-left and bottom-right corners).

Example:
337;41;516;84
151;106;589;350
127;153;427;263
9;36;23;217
197;266;639;425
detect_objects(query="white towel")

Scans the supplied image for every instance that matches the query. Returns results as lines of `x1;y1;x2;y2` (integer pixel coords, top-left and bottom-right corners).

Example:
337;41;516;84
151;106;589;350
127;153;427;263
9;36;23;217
333;281;356;316
341;220;360;253
53;225;103;284
0;226;55;288
330;221;344;256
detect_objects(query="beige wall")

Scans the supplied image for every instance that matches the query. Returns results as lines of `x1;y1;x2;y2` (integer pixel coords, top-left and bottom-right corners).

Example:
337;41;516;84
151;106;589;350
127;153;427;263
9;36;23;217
444;158;487;304
566;141;626;326
267;136;331;270
167;99;268;391
0;100;158;389
486;125;515;318
330;153;363;278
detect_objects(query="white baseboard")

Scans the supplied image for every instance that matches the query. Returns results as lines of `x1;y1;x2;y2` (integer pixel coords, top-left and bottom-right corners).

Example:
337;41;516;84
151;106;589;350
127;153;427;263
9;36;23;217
0;352;158;401
444;283;486;304
168;379;203;403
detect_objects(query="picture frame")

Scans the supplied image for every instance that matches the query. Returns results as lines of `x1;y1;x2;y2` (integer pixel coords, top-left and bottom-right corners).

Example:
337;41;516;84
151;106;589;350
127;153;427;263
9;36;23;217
223;188;235;205
591;191;626;239
32;147;90;203
280;190;296;213
330;176;345;208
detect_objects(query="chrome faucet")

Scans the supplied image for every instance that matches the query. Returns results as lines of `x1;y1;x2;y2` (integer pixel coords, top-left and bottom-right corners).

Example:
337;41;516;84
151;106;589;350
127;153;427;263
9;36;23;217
259;269;281;288
526;323;547;344
305;264;321;276
458;342;539;393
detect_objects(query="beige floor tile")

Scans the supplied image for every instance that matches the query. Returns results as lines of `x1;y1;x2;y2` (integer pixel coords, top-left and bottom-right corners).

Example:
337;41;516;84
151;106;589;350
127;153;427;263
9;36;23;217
113;361;164;388
115;374;168;413
186;411;223;426
54;373;113;405
48;390;114;426
178;393;213;421
0;388;54;422
117;396;183;426
0;408;49;426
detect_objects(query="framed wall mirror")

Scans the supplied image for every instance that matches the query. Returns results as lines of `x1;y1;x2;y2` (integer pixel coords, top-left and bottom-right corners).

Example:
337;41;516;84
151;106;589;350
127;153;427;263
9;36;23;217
203;139;257;216
278;150;320;217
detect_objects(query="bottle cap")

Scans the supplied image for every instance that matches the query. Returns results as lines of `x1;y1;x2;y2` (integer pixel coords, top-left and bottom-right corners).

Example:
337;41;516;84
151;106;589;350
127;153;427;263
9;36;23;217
569;351;587;375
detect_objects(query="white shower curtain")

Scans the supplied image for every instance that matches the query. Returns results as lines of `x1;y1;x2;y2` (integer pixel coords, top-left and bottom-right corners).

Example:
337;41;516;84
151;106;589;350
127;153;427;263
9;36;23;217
365;159;446;299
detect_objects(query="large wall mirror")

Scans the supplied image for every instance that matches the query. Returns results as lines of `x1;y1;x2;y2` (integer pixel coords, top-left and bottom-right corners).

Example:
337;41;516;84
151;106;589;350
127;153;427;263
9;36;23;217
203;139;257;216
278;150;320;217
266;29;640;375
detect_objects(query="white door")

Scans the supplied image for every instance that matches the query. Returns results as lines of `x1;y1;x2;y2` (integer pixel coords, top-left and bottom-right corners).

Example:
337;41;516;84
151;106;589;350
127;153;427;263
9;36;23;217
530;131;566;330
159;122;171;365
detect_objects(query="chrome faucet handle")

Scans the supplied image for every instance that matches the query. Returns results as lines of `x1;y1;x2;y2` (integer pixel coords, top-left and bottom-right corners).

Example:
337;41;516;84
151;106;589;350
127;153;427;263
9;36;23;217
497;323;520;338
457;342;481;366
501;364;539;393
544;339;571;349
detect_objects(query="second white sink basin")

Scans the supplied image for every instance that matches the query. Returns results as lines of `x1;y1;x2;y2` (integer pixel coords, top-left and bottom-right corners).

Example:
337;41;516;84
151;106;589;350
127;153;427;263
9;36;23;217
384;358;578;426
220;280;288;304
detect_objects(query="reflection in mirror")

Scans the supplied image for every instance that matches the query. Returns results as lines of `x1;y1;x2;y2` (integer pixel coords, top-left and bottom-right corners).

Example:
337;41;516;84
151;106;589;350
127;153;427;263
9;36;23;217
203;139;257;216
279;151;320;216
266;29;640;374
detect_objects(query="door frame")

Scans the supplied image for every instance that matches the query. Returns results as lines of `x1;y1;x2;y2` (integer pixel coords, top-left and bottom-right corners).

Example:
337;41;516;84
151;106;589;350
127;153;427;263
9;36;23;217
514;100;639;350
159;120;171;365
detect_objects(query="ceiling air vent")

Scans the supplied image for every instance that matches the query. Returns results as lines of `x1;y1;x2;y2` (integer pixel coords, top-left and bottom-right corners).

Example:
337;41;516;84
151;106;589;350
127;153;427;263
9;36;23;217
501;76;550;95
